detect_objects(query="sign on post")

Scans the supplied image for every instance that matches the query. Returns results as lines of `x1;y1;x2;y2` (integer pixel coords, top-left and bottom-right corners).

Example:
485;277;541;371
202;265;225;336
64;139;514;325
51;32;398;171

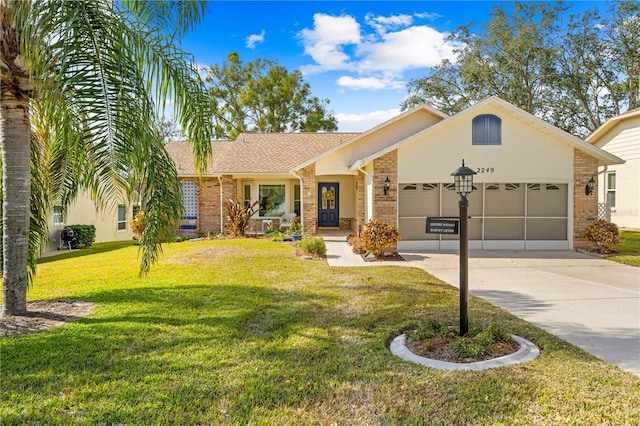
426;217;459;234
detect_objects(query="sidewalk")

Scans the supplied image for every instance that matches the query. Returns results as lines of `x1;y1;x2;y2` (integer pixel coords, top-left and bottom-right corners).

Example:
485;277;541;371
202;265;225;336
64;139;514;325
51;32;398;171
320;233;640;376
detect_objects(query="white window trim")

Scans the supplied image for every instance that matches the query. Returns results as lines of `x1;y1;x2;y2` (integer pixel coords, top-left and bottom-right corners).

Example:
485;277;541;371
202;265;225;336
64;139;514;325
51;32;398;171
117;204;127;231
258;182;287;218
53;206;64;226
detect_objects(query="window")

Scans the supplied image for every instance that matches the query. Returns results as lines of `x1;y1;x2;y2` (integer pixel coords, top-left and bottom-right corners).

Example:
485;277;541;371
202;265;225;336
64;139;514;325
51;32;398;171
259;185;285;217
117;204;127;231
180;180;198;230
472;114;501;145
53;206;64;225
607;172;616;208
181;181;198;220
294;184;301;216
422;183;438;191
244;184;252;208
132;203;141;218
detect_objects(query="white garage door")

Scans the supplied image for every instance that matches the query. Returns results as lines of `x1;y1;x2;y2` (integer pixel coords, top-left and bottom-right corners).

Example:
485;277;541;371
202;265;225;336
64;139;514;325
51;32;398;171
398;182;569;250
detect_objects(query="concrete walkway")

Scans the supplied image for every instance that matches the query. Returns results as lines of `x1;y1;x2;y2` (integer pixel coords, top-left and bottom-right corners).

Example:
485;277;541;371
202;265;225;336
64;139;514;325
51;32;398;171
319;231;640;376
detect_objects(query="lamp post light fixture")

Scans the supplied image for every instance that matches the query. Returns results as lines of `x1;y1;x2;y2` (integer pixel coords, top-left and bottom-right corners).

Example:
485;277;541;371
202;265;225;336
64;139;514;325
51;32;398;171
383;175;391;195
585;176;596;196
451;159;477;336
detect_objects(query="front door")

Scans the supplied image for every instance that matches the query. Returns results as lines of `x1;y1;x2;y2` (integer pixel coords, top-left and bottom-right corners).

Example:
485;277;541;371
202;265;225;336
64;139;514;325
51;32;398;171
318;183;339;227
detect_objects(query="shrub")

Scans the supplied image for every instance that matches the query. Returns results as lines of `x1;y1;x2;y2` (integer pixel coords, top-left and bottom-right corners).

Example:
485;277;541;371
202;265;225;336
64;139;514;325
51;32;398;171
584;219;619;253
347;235;365;255
298;236;326;257
451;337;488;359
406;319;451;341
129;211;148;239
360;219;401;256
68;224;96;248
225;199;259;237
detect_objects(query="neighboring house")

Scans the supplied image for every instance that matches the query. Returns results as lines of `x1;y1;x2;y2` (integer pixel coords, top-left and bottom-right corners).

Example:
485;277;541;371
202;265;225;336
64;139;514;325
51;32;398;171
586;108;640;230
47;191;136;251
166;96;623;251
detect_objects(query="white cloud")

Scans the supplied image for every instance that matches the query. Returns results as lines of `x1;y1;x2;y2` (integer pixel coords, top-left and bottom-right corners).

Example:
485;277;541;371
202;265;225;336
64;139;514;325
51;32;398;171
246;29;266;49
415;12;442;20
298;12;459;77
336;108;401;132
365;13;413;35
357;26;459;72
298;14;362;73
336;75;404;91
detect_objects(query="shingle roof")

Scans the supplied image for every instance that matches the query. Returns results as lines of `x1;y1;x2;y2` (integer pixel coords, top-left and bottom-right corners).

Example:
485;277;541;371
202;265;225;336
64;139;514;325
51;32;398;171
165;132;359;176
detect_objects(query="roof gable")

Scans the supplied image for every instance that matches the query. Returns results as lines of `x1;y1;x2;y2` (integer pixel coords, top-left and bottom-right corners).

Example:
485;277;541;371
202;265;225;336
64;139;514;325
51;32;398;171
354;96;623;168
586;108;640;146
293;104;448;172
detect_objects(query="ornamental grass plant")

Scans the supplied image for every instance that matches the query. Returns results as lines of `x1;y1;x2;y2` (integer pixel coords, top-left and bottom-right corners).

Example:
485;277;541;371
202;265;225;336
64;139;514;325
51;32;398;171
2;239;639;425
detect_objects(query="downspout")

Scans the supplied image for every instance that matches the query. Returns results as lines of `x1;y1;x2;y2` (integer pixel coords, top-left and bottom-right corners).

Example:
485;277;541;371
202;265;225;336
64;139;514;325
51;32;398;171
290;170;304;232
217;176;224;235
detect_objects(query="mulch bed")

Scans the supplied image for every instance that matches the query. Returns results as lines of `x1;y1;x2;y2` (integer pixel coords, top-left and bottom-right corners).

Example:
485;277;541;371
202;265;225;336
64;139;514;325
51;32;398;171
362;252;405;262
405;335;520;363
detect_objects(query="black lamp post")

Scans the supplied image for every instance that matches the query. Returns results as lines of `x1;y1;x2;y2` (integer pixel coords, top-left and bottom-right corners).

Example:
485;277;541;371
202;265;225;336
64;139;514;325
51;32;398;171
451;159;476;336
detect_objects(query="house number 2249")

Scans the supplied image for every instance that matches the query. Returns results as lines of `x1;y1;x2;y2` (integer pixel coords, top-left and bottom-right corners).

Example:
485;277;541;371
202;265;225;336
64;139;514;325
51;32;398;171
476;167;495;173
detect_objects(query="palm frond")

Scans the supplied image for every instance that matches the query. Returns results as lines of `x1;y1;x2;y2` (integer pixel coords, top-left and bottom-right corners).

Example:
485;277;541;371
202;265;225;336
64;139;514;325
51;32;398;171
6;0;213;277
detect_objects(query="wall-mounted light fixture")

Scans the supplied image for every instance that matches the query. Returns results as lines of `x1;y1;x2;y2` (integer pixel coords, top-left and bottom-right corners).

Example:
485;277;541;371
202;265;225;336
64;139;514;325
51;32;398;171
585;176;595;196
383;176;391;195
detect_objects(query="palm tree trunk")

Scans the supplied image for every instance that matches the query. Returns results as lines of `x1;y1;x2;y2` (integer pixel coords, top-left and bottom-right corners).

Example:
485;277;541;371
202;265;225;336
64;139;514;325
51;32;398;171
1;90;31;316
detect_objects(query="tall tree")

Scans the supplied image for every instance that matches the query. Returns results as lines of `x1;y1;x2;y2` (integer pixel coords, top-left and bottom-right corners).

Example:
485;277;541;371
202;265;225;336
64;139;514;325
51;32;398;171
0;0;213;315
402;1;639;138
203;52;338;140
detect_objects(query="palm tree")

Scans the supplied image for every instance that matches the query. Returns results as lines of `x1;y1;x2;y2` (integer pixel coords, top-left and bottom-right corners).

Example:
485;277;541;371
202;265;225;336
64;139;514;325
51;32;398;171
1;0;214;315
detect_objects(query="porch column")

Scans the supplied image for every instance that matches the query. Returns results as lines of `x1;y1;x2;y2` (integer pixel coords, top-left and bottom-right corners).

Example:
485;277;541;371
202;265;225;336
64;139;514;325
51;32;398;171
302;164;317;234
573;149;599;250
219;175;236;235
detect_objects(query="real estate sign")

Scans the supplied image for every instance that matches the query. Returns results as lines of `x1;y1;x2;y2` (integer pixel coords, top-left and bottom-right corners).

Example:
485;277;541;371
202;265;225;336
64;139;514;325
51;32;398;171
426;217;459;234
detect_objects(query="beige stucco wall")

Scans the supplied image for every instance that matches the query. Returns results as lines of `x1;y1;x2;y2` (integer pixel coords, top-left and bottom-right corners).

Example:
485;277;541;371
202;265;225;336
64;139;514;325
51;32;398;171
315;109;443;175
48;191;134;251
398;103;575;184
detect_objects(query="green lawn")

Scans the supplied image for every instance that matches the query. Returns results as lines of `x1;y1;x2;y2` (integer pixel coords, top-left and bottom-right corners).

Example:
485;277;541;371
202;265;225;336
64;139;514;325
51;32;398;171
609;230;640;267
2;239;639;424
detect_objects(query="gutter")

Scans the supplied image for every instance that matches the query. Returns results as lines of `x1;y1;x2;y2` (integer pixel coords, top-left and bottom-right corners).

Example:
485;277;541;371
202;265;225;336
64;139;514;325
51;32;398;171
353;159;372;179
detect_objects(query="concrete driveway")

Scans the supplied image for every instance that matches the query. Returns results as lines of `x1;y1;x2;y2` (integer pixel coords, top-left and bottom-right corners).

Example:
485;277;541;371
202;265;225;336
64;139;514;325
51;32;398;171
400;250;640;376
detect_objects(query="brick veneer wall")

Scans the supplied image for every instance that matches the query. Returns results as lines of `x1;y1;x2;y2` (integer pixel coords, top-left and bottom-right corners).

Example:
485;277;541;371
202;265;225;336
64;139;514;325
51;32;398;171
372;151;398;226
199;178;221;235
302;165;317;235
372;150;398;252
219;175;236;235
573;149;599;249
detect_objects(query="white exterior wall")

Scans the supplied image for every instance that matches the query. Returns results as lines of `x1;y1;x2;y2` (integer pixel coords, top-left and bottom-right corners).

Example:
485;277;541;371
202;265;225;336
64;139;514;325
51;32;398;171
594;119;640;229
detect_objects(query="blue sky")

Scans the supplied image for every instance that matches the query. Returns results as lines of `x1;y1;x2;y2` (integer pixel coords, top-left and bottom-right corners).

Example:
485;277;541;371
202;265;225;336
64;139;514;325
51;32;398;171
177;1;610;132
